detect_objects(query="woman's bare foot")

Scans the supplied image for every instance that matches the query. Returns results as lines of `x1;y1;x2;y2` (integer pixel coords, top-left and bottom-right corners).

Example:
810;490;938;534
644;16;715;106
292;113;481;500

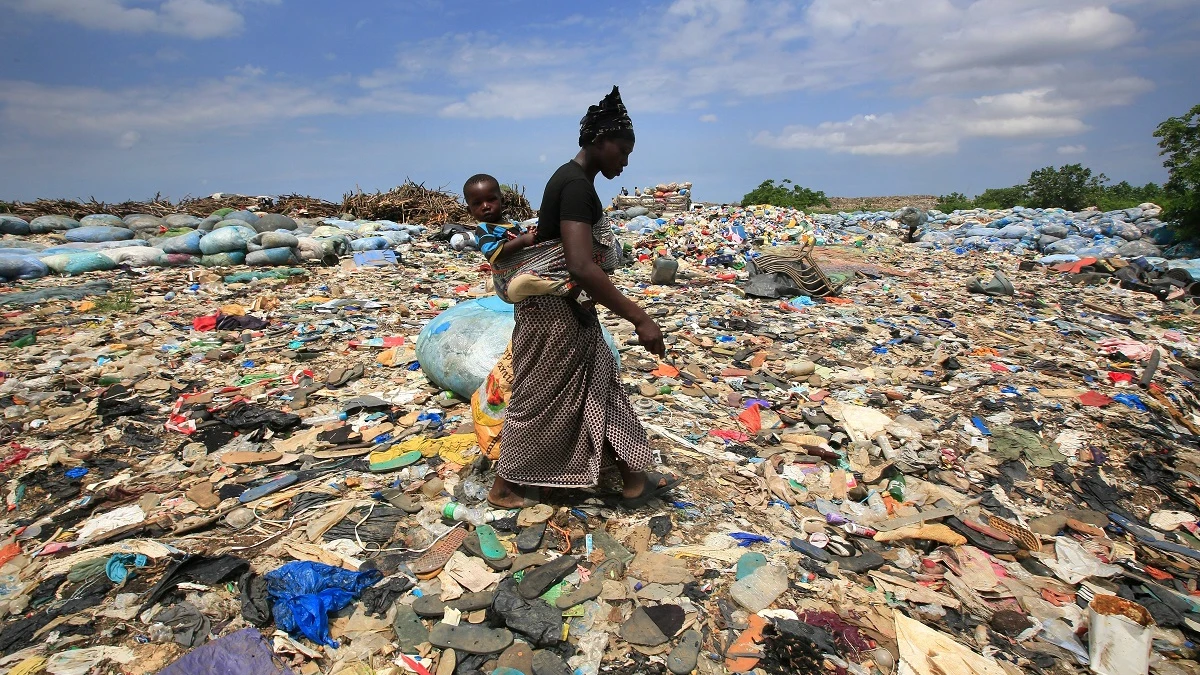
487;476;536;508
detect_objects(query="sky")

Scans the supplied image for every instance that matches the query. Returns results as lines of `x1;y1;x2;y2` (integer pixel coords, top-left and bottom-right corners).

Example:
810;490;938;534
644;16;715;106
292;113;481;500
1;0;1198;206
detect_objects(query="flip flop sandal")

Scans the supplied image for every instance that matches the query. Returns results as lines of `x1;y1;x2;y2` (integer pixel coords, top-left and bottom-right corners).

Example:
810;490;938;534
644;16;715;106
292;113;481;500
824;535;855;558
532;650;572;675
413;590;496;618
724;613;766;672
829;548;886;575
238;472;298;503
324;367;350;387
511;552;551;573
391;604;429;652
496;642;533;674
516;522;546;553
475;524;508;561
667;629;702;675
554;575;604;609
428;623;514;655
462;531;512;571
380;488;423;514
592;558;626;581
518;555;578;599
410;526;469;578
369;448;423;472
221;451;283;465
944;516;1018;554
312;443;373;459
619;472;683;509
987;515;1042;552
790;537;831;563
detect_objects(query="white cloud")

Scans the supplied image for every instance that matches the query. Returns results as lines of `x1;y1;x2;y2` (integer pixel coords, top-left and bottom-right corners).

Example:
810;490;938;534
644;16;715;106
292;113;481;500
5;0;246;39
699;114;718;123
1058;144;1087;154
117;131;141;149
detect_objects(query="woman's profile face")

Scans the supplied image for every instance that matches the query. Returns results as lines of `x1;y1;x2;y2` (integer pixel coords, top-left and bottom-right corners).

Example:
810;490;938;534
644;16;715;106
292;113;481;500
596;137;634;180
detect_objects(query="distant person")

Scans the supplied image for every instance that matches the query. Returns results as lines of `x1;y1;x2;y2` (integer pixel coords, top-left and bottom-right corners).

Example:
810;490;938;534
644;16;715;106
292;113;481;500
464;174;564;302
634;186;641;196
621;187;629;196
487;86;680;510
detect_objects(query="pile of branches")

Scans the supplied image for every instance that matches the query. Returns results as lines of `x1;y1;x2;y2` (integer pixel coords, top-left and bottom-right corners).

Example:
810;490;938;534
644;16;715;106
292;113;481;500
3;182;534;224
342;181;535;224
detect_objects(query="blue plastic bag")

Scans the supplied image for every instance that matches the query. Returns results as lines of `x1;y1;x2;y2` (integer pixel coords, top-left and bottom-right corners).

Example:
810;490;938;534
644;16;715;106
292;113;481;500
265;561;381;647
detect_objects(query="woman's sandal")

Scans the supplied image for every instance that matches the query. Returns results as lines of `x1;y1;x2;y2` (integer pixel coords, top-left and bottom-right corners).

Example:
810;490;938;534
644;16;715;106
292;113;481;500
486;486;541;510
619;471;683;509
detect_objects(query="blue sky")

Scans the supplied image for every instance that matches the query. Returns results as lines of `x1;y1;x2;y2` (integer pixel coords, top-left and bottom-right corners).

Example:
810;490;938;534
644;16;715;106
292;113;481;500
1;0;1198;206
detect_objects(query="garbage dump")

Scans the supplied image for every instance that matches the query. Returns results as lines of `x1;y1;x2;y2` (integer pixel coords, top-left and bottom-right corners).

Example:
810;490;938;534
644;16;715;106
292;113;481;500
3;193;1200;675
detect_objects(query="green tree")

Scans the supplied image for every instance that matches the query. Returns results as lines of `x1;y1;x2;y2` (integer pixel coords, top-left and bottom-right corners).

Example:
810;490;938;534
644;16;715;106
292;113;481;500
974;185;1029;209
1024;164;1106;210
935;192;974;211
741;179;830;209
1154;103;1200;235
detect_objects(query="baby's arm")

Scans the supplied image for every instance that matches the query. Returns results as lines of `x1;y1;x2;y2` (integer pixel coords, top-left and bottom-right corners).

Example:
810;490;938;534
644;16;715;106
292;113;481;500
499;229;537;256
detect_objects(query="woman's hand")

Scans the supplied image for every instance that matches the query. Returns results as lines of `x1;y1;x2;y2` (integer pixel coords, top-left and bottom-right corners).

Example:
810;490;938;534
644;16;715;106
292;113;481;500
634;316;665;356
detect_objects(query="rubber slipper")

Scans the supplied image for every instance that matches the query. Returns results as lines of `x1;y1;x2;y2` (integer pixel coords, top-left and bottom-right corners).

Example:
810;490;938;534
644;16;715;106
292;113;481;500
516;522;546;553
462;531;512;571
380;489;422;514
324;367;349;387
428;622;514;655
511;552;551;574
829;549;886;574
221;451;282;465
619;471;683;509
531;650;572;675
391;604;429;652
369;448;423;472
554;575;603;609
238;472;298;503
518;555;578;599
475;524;508;561
789;537;831;563
668;629;702;675
724;613;766;672
410;526;469;578
496;642;533;674
592;558;626;581
413;590;496;618
944;516;1017;554
620;606;669;647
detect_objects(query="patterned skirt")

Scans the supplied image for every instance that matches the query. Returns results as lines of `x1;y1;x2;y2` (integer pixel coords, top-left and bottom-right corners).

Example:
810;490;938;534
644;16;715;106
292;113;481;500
496;296;653;487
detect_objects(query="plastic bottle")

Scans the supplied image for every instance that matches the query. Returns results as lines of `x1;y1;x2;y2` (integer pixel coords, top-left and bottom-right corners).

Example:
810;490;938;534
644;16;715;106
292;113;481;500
301;411;346;426
866;491;887;519
442;502;506;526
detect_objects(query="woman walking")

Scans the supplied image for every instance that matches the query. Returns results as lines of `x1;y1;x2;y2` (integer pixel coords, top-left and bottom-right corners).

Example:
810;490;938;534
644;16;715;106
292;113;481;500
487;86;680;509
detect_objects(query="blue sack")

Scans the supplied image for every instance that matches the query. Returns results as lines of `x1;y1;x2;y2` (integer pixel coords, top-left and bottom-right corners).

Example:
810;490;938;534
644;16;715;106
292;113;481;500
265;561;382;647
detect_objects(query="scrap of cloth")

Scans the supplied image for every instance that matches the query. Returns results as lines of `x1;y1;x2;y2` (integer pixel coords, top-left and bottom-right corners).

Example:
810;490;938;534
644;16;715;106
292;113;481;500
578;85;633;147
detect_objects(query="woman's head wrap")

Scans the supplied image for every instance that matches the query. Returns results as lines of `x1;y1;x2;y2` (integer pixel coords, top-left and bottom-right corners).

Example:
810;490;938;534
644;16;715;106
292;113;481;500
579;85;634;147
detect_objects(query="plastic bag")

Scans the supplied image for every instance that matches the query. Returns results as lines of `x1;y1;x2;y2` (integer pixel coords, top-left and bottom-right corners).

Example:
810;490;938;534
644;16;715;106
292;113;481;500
252;213;297;232
350;236;390;251
98;246;165;267
246;247;298;266
1117;240;1162;258
265;561;382;647
123;213;165;232
200;252;247;267
61;252;118;275
79;214;125;227
63;225;135;243
416;295;620;398
247;231;299;251
199;225;256;255
165;213;202;229
472;343;514;460
162;230;204;254
29;215;80;233
0;215;31;235
0;256;49;281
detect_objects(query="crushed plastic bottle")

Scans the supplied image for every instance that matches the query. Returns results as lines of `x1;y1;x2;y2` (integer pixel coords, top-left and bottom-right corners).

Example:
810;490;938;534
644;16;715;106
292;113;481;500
729;563;788;613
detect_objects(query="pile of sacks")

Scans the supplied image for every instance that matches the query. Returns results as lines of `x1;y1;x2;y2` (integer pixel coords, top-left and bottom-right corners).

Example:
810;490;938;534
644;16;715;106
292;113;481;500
902;203;1173;259
0;209;425;281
